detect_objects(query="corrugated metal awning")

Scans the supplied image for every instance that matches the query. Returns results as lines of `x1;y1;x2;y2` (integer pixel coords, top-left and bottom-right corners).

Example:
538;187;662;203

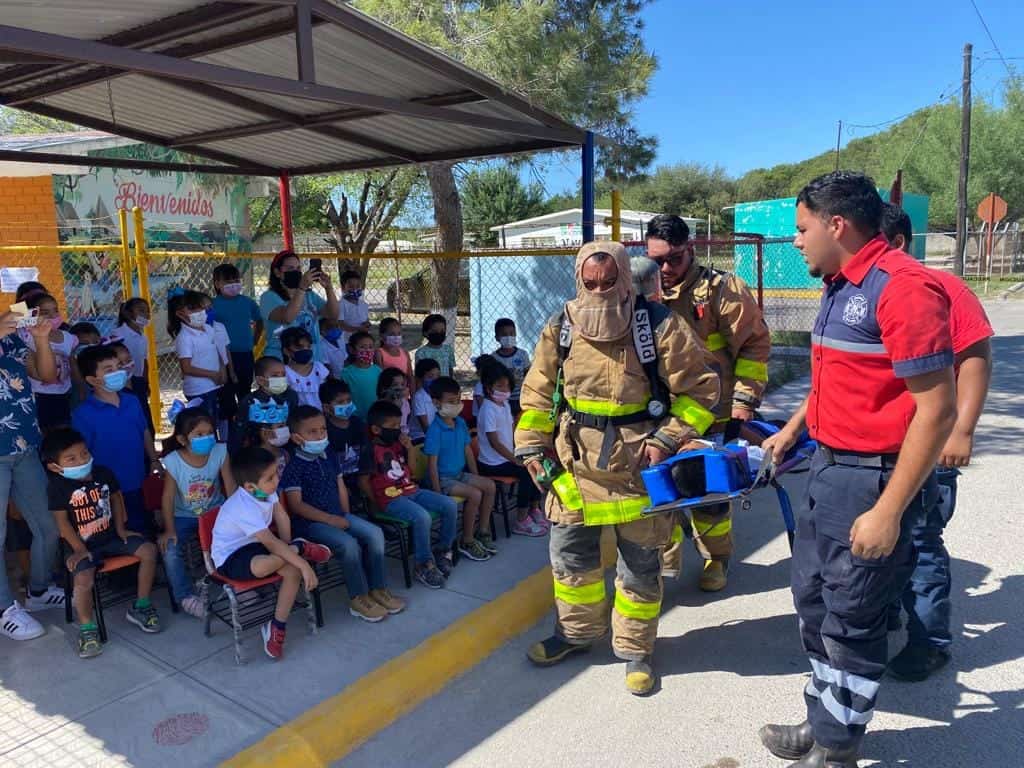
0;0;587;176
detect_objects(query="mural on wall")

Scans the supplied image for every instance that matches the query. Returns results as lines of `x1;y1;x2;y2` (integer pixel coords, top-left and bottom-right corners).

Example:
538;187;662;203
53;145;252;347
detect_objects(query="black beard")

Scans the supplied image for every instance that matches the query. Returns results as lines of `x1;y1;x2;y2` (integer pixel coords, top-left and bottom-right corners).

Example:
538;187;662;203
808;267;822;278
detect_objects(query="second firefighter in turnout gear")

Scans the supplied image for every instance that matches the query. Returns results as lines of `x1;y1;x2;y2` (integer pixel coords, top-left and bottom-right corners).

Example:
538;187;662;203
516;241;720;695
646;214;771;591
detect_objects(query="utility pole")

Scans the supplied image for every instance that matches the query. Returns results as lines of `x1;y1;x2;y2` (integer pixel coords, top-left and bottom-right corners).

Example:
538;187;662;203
834;120;842;171
955;43;973;277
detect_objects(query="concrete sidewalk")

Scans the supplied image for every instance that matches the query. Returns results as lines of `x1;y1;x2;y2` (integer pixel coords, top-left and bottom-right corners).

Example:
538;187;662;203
340;300;1024;768
0;528;551;767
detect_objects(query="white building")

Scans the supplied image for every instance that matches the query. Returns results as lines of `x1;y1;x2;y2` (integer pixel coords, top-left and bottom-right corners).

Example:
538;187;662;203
490;208;704;248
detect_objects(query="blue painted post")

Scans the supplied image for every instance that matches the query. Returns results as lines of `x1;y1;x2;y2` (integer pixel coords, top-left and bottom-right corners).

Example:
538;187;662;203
581;131;595;244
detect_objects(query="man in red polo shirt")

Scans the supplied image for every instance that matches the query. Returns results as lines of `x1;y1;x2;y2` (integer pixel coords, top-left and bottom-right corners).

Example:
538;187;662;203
757;172;958;768
880;203;994;681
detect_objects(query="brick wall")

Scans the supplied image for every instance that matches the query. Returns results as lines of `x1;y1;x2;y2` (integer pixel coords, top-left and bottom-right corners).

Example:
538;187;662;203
0;175;65;312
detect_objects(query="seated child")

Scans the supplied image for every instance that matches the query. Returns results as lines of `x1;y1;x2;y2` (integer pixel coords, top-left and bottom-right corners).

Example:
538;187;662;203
414;313;455;377
245;399;292;480
234;355;299;448
492;317;530;415
476;364;547;536
377;367;411;435
281;405;405;622
44;428;161;658
160;406;235;618
72;345;163;535
211;446;331;660
338;269;371;349
281;327;330;410
374;317;411;375
423;377;497;561
470;354;498;420
319;379;366;496
319;317;347;379
358;401;457;590
340;331;381;419
409;358;440;444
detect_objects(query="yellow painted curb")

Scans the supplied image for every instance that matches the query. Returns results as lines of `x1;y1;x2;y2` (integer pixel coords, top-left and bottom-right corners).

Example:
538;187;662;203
222;565;555;768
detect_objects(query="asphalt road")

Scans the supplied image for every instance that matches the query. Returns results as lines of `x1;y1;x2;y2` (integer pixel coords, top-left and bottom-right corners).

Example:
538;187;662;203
340;299;1024;768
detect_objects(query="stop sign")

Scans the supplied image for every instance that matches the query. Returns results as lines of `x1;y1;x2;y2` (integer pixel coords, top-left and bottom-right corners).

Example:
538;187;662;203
977;193;1007;225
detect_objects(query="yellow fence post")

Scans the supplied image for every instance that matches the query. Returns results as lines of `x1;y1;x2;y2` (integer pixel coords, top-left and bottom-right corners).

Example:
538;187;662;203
611;189;622;242
132;207;162;432
118;208;133;300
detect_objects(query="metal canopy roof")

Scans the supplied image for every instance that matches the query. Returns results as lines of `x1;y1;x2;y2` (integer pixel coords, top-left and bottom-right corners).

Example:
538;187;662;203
0;0;589;176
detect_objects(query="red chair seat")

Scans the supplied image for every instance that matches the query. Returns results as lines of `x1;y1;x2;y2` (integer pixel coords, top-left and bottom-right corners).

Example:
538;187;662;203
209;571;281;591
97;555;141;574
489;475;518;486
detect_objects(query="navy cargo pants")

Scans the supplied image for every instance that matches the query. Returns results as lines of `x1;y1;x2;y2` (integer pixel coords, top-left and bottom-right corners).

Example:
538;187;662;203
791;447;937;751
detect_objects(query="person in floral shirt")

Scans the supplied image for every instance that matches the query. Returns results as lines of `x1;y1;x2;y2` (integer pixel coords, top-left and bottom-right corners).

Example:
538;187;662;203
0;309;64;641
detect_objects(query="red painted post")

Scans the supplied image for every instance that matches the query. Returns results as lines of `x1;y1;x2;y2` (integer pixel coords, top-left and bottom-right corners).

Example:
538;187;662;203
279;172;294;251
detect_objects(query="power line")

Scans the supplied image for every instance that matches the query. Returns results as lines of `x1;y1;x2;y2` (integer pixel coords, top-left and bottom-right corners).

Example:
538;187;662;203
967;0;1019;82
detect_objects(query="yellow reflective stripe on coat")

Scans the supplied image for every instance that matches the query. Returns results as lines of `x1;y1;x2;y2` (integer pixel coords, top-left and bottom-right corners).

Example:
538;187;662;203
567;397;649;417
551;472;584;510
553;579;606;606
551;471;651;525
734;357;769;382
670;395;715;435
671;524;683;543
614;590;661;621
518;408;555;433
693;518;732;537
705;331;728;351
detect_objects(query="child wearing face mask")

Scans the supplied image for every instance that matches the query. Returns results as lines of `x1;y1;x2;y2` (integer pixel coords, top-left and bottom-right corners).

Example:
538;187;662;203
374;317;411;375
338;270;371;349
415;313;455;377
245;399;292;480
159;406;235;618
212;263;263;404
169;289;226;426
341;331;381;420
409;358;440;445
234;356;298;450
111;297;153;421
18;291;79;433
318;316;346;379
377;367;412;436
72;345;162;535
319;379;366;497
476;365;547;536
491;318;530;416
281;327;331;410
280;405;405;623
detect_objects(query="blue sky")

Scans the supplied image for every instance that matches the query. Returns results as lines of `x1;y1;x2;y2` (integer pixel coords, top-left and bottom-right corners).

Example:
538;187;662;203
536;0;1024;195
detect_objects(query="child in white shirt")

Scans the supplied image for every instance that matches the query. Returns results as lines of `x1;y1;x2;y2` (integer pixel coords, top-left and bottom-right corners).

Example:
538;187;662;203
281;326;331;410
169;289;225;425
409;358;440;444
338;270;370;350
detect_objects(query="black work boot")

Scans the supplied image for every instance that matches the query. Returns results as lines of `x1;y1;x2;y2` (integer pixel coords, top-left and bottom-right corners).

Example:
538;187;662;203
787;742;859;768
759;720;814;760
888;643;950;682
526;635;590;667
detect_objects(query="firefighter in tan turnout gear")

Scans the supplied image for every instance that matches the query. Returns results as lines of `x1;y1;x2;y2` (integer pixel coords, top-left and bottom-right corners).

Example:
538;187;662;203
517;241;720;695
647;214;771;592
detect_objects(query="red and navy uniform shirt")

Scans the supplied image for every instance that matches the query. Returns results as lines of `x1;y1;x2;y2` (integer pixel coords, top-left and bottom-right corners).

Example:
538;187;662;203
929;268;994;363
808;236;953;454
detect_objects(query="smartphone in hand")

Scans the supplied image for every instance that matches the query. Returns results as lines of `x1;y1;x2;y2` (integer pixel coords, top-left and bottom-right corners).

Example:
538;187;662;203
309;258;322;272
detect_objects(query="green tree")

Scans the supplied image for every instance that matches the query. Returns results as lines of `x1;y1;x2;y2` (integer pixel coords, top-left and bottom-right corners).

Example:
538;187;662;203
0;106;85;135
461;166;546;246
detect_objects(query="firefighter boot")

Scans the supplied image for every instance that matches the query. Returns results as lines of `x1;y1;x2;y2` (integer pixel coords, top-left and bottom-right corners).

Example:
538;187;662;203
699;559;728;592
786;743;859;768
759;720;814;760
624;655;655;696
527;635;590;667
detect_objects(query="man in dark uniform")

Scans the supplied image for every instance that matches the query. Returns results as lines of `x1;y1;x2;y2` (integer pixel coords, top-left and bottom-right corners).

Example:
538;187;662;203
758;172;958;767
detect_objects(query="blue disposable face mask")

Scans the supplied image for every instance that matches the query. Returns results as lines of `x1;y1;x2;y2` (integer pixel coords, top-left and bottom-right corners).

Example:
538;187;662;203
60;459;93;480
323;328;342;343
190;434;216;456
302;437;329;455
291;348;314;365
333;402;357;419
102;370;129;392
344;289;363;301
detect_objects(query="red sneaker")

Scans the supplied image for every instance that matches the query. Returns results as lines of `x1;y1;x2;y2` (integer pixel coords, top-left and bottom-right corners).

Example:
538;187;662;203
293;538;332;564
261;621;286;660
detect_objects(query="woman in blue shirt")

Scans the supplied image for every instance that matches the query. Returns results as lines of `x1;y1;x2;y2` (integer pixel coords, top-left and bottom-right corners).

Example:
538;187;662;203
259;250;340;363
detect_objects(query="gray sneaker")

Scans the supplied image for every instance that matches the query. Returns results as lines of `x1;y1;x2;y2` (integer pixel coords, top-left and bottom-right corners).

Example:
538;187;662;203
125;602;161;633
78;626;102;658
458;539;491;561
477;532;498;555
415;564;445;590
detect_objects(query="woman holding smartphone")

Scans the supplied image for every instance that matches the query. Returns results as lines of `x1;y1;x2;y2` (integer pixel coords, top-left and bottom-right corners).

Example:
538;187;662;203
259;250;340;363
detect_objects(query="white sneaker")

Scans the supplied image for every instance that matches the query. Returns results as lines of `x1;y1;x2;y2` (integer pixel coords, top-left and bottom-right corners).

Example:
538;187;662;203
1;601;45;640
180;596;207;618
25;585;66;612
